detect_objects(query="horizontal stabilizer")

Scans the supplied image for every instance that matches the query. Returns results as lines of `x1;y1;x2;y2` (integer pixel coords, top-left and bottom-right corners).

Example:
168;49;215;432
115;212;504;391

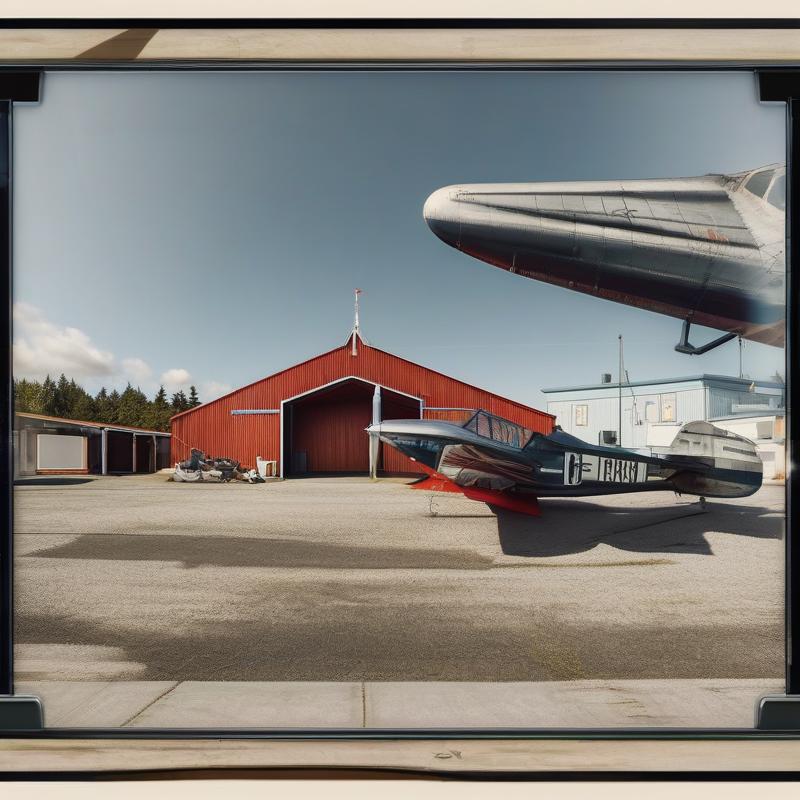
663;421;762;498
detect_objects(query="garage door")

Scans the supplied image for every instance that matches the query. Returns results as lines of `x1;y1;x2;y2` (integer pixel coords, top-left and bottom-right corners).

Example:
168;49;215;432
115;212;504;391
36;433;87;472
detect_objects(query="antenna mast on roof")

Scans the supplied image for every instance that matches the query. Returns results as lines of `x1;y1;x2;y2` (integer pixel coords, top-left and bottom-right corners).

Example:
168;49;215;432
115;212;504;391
351;288;362;356
738;335;744;379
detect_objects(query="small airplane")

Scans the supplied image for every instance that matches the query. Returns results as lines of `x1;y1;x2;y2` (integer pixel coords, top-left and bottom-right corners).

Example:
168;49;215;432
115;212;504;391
423;165;785;354
368;410;762;516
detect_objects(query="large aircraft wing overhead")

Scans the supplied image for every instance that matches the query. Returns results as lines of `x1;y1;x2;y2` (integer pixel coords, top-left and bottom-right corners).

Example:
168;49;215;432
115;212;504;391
424;166;786;350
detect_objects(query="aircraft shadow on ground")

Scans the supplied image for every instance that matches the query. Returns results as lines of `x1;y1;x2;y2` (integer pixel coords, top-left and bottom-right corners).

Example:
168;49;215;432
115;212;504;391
24;534;495;571
17;608;783;682
493;499;784;557
14;477;95;486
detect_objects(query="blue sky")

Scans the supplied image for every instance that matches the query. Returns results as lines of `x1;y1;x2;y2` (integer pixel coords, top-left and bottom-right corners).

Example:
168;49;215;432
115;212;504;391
12;70;786;408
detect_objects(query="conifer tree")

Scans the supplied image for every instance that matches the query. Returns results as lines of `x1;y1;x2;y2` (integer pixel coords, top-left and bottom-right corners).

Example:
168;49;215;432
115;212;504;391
107;389;121;424
150;385;172;431
14;375;188;432
171;389;189;414
40;375;57;417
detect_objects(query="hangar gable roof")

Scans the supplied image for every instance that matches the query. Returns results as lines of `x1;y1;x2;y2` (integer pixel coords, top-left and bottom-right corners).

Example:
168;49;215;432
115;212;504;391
171;333;552;424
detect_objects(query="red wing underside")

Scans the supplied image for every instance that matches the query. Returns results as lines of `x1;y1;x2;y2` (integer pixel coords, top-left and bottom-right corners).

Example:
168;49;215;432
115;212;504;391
409;462;540;517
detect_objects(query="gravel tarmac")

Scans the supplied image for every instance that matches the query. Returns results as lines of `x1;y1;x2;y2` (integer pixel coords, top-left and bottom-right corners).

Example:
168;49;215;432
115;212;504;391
13;475;785;682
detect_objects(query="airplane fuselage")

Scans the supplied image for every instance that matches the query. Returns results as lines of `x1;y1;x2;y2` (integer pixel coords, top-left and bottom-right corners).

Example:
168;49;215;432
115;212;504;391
370;415;763;501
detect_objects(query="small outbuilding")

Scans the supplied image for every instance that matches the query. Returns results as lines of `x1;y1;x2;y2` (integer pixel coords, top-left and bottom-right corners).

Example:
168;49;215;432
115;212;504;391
171;331;554;478
14;412;172;478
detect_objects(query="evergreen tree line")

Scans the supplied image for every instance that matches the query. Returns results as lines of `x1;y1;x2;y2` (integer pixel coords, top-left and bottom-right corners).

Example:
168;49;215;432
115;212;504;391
14;374;200;432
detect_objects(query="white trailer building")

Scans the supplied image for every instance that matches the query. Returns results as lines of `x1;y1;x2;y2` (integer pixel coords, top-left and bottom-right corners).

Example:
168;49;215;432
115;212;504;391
542;374;785;480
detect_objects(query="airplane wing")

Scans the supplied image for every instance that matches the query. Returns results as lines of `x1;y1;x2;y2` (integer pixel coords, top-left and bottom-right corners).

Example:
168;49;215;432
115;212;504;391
424;166;785;350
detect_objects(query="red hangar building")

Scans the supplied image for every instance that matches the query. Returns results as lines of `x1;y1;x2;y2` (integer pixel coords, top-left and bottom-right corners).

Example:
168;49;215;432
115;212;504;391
170;331;554;478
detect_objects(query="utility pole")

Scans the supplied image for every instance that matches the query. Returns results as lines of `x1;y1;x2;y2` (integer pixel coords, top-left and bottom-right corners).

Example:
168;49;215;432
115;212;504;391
618;334;623;447
738;336;744;378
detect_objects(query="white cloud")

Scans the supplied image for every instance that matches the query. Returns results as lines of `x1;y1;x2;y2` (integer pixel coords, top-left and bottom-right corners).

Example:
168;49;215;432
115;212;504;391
122;357;152;384
161;368;192;393
200;381;232;402
14;303;233;402
13;302;115;380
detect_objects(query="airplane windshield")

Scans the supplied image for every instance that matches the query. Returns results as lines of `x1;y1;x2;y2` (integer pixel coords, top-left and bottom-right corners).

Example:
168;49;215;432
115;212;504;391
463;410;533;449
767;173;786;210
744;169;774;198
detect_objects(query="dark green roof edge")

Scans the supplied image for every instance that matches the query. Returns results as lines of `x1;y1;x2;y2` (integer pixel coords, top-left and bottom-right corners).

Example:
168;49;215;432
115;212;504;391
542;374;785;394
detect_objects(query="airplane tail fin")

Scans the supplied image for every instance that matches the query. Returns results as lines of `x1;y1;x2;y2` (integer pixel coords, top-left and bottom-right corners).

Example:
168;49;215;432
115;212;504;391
662;421;762;498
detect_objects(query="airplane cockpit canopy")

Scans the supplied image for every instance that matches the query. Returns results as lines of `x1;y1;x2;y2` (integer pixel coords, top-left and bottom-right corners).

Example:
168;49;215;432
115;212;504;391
741;164;785;210
462;409;534;449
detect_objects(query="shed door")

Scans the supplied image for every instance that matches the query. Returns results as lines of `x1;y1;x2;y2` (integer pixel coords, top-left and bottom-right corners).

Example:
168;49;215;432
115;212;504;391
36;433;86;471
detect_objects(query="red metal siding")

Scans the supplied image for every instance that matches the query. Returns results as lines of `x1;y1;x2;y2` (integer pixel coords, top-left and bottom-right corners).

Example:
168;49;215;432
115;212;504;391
172;413;279;471
423;409;476;424
171;338;554;474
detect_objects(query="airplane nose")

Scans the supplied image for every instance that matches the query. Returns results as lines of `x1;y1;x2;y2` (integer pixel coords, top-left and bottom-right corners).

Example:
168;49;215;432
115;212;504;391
423;185;461;247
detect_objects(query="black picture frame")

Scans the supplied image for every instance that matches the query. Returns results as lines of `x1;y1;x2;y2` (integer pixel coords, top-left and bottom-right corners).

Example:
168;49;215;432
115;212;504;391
1;17;799;770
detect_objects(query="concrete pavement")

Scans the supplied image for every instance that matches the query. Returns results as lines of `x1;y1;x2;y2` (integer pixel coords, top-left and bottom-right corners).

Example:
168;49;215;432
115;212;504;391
16;679;781;728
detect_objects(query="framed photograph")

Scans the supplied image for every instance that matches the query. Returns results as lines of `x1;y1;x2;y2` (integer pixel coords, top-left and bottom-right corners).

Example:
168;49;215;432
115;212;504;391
1;16;800;777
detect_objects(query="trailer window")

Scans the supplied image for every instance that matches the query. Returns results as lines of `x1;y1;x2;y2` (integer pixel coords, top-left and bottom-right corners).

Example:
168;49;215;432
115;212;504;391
660;393;677;423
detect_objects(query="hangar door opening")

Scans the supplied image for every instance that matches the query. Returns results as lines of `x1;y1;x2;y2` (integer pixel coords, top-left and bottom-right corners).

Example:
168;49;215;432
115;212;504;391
283;378;420;476
106;432;157;474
